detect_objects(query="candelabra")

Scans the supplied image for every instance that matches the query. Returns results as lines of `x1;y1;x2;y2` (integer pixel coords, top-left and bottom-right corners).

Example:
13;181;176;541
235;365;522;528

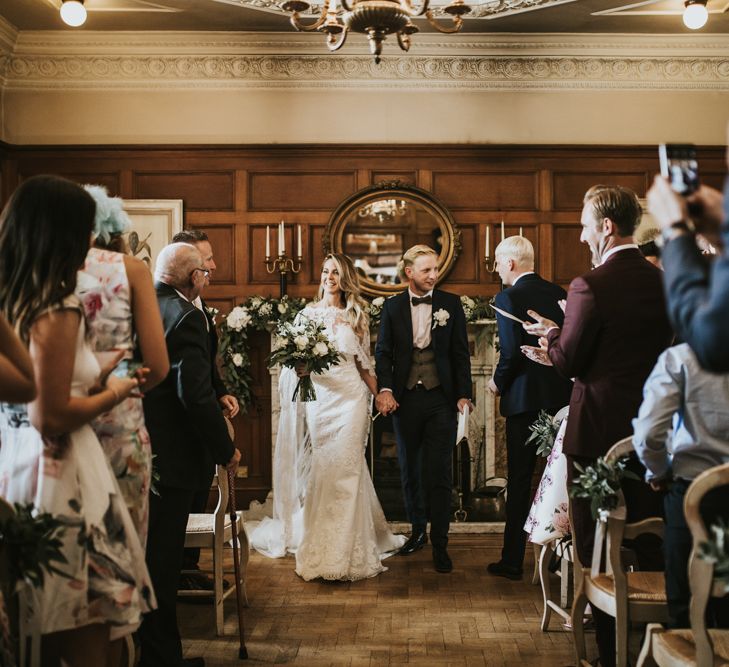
265;253;302;298
265;221;303;297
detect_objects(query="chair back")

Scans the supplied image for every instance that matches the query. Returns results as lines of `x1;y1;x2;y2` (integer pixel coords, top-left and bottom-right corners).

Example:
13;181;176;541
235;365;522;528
684;462;729;666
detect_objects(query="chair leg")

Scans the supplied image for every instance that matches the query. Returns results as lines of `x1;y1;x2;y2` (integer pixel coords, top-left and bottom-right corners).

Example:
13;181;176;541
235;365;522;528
214;539;225;636
615;598;629;667
531;542;541;585
539;544;553;632
571;584;589;665
636;624;660;667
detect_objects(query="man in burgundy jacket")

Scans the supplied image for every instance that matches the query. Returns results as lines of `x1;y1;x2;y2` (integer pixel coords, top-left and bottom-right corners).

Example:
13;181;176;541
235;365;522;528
525;185;673;667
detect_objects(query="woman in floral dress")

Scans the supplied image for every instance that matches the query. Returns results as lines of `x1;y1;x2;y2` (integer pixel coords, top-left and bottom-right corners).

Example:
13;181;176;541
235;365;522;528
0;176;155;666
76;185;168;549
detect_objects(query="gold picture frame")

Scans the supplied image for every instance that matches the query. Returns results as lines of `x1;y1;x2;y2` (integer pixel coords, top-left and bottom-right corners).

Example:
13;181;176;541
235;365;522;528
122;199;183;272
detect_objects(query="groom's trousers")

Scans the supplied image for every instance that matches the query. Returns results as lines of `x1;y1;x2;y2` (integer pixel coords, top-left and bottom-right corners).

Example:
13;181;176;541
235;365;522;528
393;385;457;548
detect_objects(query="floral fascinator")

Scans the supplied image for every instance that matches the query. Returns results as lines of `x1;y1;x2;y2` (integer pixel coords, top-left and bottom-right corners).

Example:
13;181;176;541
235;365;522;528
83;184;132;245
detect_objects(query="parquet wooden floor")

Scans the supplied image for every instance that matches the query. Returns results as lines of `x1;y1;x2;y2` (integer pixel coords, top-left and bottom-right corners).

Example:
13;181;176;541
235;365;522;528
179;534;595;666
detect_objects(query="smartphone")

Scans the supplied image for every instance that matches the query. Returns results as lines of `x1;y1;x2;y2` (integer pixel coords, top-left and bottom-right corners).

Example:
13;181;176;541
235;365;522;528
659;144;700;196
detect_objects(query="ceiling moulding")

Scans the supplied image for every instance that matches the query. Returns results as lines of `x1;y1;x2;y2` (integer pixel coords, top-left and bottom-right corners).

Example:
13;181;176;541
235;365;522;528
0;15;19;55
5;32;729;91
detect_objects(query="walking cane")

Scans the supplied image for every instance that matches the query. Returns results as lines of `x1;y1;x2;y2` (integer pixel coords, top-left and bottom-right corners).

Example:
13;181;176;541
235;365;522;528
227;466;248;660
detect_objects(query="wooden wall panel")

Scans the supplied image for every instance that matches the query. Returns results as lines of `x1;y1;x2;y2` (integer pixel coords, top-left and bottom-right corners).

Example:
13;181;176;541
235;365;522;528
446;225;479;284
134;171;235;211
18;170;120;194
433;171;539;210
552;171;647;210
553;224;592;285
248;172;356;211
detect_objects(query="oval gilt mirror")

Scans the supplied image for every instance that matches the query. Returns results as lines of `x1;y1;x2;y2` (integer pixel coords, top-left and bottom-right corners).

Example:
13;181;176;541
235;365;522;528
323;182;461;298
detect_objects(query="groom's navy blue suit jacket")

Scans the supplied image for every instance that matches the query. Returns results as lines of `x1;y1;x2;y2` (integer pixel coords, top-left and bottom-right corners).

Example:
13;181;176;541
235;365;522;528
375;289;472;406
493;273;573;418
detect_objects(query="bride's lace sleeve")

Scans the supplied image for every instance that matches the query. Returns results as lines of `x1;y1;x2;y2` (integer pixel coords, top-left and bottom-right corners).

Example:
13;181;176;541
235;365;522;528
337;322;374;377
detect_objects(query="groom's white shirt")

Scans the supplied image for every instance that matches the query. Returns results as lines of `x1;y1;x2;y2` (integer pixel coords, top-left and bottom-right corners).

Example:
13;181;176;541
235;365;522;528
409;288;433;349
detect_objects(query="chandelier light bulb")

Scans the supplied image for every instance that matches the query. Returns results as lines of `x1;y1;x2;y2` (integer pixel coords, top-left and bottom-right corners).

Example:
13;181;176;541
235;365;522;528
683;1;708;29
60;0;87;27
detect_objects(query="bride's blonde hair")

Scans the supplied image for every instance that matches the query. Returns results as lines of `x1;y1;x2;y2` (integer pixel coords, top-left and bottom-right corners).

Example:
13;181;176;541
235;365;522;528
316;253;369;339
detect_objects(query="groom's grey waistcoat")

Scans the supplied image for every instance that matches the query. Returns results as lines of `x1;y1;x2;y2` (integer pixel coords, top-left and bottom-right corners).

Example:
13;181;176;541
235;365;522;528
405;345;440;390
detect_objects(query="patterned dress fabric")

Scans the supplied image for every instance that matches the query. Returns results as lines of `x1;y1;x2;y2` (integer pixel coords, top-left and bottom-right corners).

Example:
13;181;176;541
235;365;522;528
0;297;155;635
524;411;571;545
252;305;405;581
76;247;153;548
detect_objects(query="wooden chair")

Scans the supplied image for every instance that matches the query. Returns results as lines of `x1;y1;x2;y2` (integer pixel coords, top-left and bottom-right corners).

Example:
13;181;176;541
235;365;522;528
572;436;669;667
637;462;729;667
179;465;249;636
539;534;577;630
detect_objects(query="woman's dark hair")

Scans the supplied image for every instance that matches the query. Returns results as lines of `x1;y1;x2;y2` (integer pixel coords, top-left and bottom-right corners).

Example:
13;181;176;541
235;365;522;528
0;175;96;342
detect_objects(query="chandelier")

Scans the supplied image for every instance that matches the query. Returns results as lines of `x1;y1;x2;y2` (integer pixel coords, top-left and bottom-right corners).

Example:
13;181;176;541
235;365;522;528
281;0;472;63
359;199;408;222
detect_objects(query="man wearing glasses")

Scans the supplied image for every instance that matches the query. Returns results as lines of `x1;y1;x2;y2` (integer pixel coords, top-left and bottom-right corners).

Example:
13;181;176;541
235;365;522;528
140;242;240;667
172;230;240;594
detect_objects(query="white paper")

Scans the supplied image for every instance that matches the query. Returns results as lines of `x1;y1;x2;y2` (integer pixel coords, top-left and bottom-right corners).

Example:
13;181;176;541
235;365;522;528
456;404;469;445
492;304;528;326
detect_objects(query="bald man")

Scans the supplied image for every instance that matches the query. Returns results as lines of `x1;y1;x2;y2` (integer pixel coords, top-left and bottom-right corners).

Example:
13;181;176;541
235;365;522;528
139;243;240;667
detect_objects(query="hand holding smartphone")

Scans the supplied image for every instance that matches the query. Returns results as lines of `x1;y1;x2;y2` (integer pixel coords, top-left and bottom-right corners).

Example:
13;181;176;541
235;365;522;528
659;144;700;196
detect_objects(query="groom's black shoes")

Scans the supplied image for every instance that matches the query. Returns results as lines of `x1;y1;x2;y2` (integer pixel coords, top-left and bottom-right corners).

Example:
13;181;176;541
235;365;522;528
433;547;453;573
487;561;523;580
398;531;427;555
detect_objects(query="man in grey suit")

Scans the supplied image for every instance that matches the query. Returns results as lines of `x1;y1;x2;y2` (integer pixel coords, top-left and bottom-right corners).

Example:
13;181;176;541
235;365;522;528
140;242;240;667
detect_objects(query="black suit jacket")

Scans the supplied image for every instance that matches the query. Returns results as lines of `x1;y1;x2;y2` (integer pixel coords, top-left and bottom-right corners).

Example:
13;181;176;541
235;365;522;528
375;289;472;406
200;297;228;398
493;273;573;417
546;249;673;459
143;282;235;491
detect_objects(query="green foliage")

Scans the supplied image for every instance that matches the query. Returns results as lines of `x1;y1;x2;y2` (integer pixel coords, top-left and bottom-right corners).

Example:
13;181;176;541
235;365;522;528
218;295;307;411
459;295;495;322
526;410;560;457
0;504;68;590
569;456;640;520
699;518;729;592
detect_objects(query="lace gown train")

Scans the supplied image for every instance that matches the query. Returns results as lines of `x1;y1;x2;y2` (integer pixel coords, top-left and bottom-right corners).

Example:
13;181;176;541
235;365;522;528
251;305;405;581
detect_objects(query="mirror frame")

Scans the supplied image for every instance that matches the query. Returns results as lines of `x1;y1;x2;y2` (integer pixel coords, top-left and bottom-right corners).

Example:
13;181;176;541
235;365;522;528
323;181;461;298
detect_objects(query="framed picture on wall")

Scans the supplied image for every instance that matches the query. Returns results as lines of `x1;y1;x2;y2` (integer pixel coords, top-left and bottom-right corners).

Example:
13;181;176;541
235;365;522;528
122;199;183;272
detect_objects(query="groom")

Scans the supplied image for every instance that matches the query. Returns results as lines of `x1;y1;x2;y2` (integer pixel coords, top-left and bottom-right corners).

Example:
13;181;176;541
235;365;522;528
375;244;472;573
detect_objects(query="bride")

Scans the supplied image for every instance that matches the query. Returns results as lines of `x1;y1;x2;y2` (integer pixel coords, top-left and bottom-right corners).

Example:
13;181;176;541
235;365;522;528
251;253;405;581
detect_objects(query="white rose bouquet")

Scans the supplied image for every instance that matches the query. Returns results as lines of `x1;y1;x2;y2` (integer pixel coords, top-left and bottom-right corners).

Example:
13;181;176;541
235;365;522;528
269;317;342;402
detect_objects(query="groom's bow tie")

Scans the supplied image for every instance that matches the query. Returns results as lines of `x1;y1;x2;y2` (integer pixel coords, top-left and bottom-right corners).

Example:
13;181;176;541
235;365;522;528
411;295;432;306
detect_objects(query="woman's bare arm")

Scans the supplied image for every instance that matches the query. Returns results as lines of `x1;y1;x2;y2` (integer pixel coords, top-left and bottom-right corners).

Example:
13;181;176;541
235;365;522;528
0;315;36;403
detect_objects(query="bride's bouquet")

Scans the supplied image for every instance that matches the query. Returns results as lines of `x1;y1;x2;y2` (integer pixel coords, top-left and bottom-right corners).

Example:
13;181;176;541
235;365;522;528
269;317;342;402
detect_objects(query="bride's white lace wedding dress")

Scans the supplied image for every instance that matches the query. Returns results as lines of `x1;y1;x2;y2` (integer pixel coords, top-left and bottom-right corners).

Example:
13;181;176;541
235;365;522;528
250;305;405;581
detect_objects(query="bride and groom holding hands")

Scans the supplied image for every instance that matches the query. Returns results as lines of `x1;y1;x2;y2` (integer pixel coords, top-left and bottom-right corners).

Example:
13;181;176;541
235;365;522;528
251;244;472;580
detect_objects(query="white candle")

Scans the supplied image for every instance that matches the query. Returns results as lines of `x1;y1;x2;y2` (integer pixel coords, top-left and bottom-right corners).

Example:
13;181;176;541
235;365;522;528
278;221;284;255
485;225;490;258
519;226;523;237
281;221;286;254
501;220;505;241
297;224;302;257
266;225;270;258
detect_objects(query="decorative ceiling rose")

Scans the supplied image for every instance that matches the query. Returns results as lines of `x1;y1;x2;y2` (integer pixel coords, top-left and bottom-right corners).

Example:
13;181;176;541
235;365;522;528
281;0;472;63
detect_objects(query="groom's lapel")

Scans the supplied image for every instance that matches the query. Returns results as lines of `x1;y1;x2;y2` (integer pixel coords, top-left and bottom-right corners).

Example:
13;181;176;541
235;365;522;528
430;289;442;351
397;291;414;351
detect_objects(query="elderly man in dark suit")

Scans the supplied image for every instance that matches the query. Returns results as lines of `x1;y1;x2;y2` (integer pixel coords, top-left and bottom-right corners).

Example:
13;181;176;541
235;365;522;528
487;236;573;580
171;229;240;591
375;244;472;574
139;242;240;667
525;185;673;667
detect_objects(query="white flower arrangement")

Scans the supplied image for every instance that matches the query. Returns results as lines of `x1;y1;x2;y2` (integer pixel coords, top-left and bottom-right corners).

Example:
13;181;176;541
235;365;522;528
432;308;450;329
218;295;307;411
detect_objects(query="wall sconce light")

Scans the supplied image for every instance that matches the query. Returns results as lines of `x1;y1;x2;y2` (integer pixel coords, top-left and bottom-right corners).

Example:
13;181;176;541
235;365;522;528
60;0;87;27
683;0;708;29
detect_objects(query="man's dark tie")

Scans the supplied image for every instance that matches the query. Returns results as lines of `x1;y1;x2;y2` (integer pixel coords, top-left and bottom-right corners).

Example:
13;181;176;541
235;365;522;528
411;295;432;306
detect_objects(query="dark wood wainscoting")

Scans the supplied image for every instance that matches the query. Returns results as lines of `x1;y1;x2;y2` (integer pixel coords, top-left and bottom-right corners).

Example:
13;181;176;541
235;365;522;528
1;142;724;507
